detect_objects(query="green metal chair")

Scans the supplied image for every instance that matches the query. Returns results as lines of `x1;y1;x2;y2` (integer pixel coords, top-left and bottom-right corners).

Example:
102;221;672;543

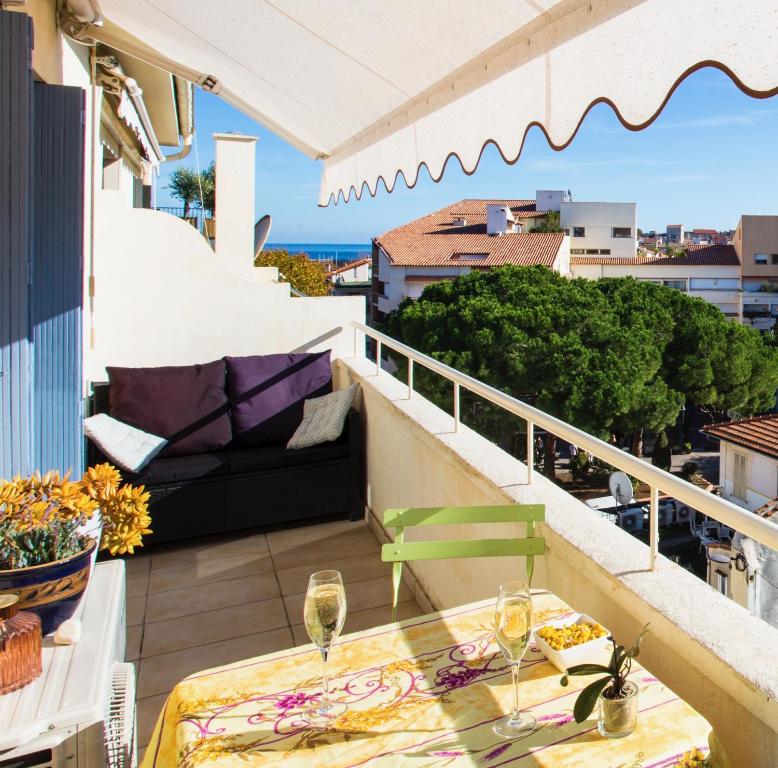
381;504;545;622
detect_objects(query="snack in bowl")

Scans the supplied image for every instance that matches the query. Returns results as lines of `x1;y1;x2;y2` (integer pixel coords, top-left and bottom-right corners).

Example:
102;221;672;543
536;620;607;650
534;613;610;672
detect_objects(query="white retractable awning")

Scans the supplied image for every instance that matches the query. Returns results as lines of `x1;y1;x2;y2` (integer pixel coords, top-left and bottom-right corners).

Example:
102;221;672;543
77;0;778;205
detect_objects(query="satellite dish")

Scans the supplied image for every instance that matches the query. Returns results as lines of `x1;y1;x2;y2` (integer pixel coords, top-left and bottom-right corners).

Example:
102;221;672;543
608;471;633;507
254;214;272;257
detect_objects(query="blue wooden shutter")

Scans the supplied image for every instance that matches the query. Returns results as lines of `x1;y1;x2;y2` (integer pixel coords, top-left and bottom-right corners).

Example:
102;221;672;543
32;83;86;476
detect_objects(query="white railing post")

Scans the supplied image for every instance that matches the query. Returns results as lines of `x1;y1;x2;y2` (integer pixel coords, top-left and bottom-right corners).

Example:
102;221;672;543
375;340;382;376
407;359;414;399
526;421;534;483
649;485;659;570
453;382;460;432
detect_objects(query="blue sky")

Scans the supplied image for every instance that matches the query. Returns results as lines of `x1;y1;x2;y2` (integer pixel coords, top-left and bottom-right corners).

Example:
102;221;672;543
156;67;778;243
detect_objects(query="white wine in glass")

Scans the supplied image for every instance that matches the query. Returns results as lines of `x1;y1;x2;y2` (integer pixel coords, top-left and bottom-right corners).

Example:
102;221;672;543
493;580;536;738
303;570;347;723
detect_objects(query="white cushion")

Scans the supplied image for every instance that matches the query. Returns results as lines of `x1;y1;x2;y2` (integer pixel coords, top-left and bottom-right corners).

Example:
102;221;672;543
287;384;358;450
83;413;167;473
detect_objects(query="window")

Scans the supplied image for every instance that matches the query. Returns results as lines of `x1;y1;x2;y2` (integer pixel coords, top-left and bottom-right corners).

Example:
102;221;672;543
772;254;778;265
716;570;729;596
732;452;747;500
755;253;769;264
585;248;598;255
599;249;611;255
570;249;585;254
663;279;687;291
572;227;585;238
612;227;632;238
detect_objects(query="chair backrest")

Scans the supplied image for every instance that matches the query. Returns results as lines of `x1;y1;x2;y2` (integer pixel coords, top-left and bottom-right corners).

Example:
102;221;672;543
381;504;545;613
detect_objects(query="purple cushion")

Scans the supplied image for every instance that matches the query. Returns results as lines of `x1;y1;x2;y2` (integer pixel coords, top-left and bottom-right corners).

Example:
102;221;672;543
107;360;231;457
226;351;332;446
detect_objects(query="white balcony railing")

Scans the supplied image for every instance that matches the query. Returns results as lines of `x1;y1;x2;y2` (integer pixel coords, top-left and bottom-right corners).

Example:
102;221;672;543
353;321;778;567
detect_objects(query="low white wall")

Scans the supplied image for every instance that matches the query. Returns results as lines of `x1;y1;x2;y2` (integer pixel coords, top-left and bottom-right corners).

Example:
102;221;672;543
88;196;364;380
335;355;778;767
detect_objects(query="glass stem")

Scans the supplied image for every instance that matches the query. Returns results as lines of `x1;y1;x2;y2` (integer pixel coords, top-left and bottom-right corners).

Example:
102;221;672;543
320;647;330;707
511;662;520;720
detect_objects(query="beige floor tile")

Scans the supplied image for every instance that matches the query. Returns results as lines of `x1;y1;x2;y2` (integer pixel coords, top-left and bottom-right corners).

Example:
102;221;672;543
150;532;269;570
290;600;424;646
267;518;360;547
136;693;168;750
126;624;143;662
283;574;410;621
126;563;150;599
276;552;390;596
137;627;293;699
148;550;274;594
270;526;380;572
142;598;288;657
127;595;146;627
146;572;281;623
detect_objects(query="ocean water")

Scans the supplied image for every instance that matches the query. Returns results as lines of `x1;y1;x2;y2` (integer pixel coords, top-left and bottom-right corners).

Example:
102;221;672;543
266;242;371;266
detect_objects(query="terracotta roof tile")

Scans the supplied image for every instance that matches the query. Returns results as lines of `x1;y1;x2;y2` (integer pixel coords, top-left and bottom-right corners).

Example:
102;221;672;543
375;199;562;267
571;244;739;266
703;414;778;459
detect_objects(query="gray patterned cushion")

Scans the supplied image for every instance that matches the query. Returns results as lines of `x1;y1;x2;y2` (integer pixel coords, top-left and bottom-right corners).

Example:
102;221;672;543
286;384;358;450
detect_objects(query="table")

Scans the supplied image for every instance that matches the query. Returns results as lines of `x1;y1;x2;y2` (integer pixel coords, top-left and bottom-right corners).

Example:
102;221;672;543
141;591;724;768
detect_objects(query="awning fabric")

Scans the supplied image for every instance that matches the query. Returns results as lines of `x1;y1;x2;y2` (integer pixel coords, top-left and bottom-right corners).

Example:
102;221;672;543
89;0;778;205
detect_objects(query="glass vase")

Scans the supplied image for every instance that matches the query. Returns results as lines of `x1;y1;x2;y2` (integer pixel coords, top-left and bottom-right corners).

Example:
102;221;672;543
597;681;638;738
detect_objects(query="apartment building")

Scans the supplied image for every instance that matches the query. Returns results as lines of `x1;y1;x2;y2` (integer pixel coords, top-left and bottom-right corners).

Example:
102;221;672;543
702;416;778;624
666;224;685;242
734;215;778;330
569;245;742;319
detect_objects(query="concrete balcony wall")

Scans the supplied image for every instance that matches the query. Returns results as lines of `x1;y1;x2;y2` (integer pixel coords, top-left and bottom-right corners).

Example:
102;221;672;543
88;195;364;380
335;354;778;767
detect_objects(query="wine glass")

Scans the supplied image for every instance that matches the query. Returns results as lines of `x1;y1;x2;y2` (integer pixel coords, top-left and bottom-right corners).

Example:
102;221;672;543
303;570;348;723
493;580;537;738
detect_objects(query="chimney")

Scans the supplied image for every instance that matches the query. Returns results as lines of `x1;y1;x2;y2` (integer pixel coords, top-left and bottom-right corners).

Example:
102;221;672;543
214;133;258;275
487;204;515;236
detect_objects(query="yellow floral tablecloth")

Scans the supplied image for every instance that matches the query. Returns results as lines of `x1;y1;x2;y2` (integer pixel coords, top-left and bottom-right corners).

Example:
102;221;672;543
141;592;724;768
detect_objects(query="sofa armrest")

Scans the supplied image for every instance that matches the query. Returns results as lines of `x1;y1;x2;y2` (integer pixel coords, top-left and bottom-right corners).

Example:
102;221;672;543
346;408;365;521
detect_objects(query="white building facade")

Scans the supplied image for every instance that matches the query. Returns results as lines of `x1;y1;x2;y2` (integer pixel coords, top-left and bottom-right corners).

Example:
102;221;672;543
570;257;742;319
560;201;638;259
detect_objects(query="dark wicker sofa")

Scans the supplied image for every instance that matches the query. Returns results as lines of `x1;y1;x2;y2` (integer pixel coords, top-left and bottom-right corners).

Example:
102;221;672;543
87;360;364;545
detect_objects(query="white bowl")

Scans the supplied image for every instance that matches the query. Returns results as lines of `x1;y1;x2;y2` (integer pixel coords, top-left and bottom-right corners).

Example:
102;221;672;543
534;613;610;672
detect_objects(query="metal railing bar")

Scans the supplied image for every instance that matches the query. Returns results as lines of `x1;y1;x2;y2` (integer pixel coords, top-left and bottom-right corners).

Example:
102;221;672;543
352;320;778;553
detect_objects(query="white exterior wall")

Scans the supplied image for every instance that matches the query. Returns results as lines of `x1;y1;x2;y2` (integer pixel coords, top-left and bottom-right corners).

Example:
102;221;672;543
88;195;364;380
561;201;637;258
571;261;742;317
720;441;778;512
377;248;471;313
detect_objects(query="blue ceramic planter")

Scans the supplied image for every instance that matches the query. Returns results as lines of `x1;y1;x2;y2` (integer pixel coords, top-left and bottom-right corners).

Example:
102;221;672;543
0;540;96;635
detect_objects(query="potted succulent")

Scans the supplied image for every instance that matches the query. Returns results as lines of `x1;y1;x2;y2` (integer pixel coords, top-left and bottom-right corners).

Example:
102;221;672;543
0;464;151;634
561;624;649;738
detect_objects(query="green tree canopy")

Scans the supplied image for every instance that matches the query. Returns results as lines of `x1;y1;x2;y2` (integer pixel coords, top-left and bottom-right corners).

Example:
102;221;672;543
166;167;200;216
383;266;778;472
255;249;330;296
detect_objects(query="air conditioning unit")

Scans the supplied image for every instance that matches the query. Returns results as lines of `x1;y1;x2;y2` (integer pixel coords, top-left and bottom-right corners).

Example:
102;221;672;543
618;507;644;532
0;563;134;768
